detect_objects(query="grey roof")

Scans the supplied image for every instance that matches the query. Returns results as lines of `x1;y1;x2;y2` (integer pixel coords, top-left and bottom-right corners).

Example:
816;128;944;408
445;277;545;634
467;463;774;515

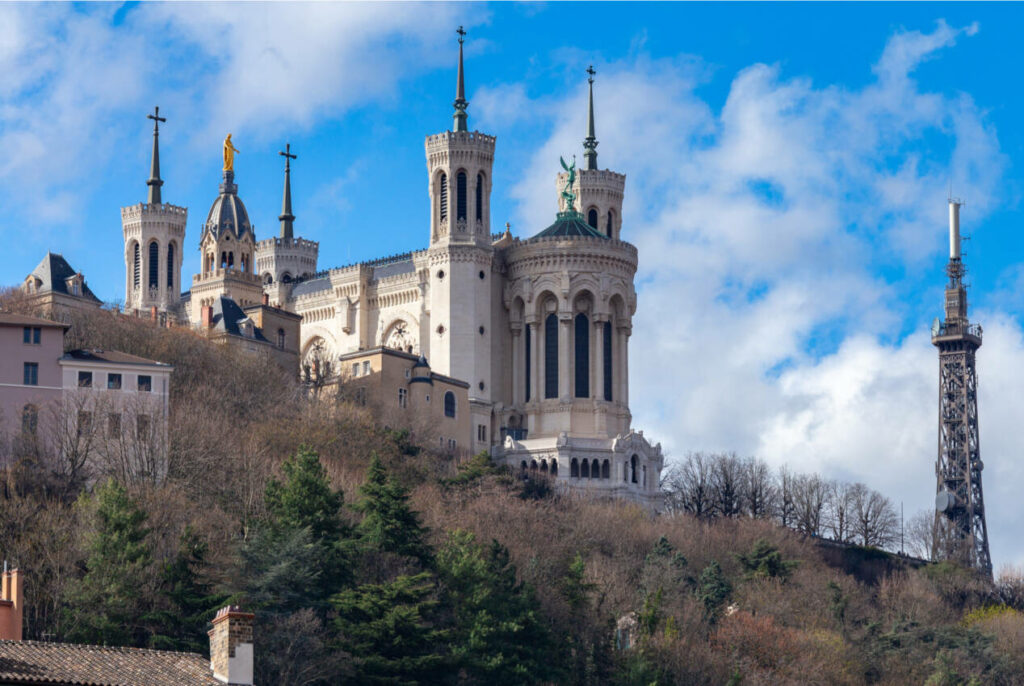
210;296;268;342
0;313;69;329
534;210;609;239
372;258;415;280
62;349;172;367
27;253;101;303
203;171;252;240
291;276;332;297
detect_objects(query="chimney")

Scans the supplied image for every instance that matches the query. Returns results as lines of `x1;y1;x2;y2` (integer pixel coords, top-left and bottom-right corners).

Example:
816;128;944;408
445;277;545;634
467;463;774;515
150;306;158;321
0;569;24;641
201;305;214;329
261;293;269;306
208;606;254;685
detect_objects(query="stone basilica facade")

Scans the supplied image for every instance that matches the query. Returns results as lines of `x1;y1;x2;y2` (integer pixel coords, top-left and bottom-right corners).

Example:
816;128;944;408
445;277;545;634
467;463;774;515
120;38;663;509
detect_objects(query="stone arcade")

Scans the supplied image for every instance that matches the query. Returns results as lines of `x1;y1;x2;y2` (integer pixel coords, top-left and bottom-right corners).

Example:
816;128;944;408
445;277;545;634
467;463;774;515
120;32;663;510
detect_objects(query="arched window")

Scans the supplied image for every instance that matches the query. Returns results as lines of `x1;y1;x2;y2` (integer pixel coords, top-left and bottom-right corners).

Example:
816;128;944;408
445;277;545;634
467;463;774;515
220;252;227;269
132;244;140;289
623;462;628;482
551;460;558;476
456;171;467;221
631;454;638;484
571;458;579;477
606;210;614;236
444;391;456;418
591;459;600;479
544;313;558;399
587;208;598;229
540;460;548;473
575;313;589;398
227;252;234;269
581;459;590;478
524;324;532;401
476;173;483;221
148;241;159;288
603;321;613;401
439;173;448;222
520;460;527;472
602;460;610;479
530;460;538;471
21;404;37;435
277;328;285;350
166;242;175;290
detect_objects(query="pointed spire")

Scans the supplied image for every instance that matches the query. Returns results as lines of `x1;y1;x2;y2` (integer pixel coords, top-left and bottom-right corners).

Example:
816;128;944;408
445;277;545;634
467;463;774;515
453;26;469;132
279;143;297;240
583;66;598;171
146;106;166;204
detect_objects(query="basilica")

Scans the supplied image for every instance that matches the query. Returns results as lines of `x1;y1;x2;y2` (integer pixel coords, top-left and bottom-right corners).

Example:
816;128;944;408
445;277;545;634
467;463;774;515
118;35;664;510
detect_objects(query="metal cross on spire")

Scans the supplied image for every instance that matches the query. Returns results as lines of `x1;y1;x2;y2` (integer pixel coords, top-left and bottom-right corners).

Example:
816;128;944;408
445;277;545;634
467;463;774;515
146;106;166;204
453;26;469;132
583;66;599;171
279;142;297;240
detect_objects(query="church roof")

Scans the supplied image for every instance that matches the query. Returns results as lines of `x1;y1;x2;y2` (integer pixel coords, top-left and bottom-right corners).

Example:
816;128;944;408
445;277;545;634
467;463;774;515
535;210;609;239
209;296;269;343
203;171;252;240
27;253;101;303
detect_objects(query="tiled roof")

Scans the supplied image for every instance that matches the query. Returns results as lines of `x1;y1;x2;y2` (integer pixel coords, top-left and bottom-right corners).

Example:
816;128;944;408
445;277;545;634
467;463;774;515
0;314;69;329
61;350;172;368
0;640;217;685
534;210;609;239
27;254;101;304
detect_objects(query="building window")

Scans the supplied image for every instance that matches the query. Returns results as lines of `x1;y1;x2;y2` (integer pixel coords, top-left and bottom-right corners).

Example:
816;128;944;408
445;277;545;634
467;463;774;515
137;414;150;441
404;368;411;379
362;361;371;376
448;438;456;452
456;171;467;221
133;243;140;289
603;321;613;401
148;241;159;288
23;362;38;386
443;391;456;418
544;313;558;399
439;172;448;222
575;313;590;398
107;373;122;390
277;328;285;350
21;405;37;435
354;387;366;406
352;362;359;377
107;413;121;438
477;424;487;443
588;208;598;229
77;411;92;438
581;459;590;478
606;210;614;236
524;324;531;401
398;388;408;408
476;173;483;221
22;327;40;344
631;454;638;484
167;242;175;290
137;375;152;392
602;459;610;479
78;371;93;388
425;394;430;403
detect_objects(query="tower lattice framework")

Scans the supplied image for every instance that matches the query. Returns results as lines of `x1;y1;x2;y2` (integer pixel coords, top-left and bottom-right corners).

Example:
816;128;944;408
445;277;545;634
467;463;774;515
931;200;991;577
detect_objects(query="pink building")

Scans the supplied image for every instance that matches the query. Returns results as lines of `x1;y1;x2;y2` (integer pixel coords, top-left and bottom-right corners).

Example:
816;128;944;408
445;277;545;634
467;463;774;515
0;313;68;459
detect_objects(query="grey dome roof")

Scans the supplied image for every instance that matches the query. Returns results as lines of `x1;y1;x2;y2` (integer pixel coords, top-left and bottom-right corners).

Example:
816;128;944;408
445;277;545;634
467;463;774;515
535;209;608;239
204;171;252;239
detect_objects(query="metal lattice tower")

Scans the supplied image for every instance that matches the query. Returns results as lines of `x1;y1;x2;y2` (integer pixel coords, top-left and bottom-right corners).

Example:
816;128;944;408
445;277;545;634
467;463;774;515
931;200;992;578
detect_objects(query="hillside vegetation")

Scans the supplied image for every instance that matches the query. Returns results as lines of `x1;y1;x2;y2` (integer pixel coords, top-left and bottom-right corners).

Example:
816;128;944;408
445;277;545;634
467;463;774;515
0;302;1022;685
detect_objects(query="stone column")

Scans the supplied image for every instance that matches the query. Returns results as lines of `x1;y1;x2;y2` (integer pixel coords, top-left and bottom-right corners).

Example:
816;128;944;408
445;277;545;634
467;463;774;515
531;319;542;403
510;324;522;405
620;325;631;408
559;315;571;400
593;317;605;400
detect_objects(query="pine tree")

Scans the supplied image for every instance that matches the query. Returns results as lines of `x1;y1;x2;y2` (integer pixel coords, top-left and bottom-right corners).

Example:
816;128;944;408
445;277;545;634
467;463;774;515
332;571;449;685
697;560;732;622
63;480;152;646
353;455;431;563
436;530;561;684
265;445;346;544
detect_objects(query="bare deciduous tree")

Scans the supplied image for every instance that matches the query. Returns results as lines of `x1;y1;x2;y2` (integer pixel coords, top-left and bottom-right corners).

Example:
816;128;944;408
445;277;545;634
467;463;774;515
852;483;899;548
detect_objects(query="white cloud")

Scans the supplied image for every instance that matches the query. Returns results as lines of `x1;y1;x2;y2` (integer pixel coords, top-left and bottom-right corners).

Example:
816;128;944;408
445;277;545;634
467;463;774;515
510;22;1021;566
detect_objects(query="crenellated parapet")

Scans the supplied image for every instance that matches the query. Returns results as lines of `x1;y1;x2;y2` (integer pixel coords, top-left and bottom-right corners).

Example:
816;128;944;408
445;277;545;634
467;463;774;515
557;169;626;239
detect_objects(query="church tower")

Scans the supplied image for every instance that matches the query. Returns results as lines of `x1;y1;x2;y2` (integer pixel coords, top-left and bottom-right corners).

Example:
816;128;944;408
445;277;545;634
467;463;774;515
254;143;319;301
931;200;992;578
189;137;264;318
121;107;187;316
557;68;625;239
425;28;498;451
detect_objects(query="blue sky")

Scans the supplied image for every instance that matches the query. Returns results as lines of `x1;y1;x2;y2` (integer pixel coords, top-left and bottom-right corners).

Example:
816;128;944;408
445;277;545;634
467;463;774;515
2;3;1024;569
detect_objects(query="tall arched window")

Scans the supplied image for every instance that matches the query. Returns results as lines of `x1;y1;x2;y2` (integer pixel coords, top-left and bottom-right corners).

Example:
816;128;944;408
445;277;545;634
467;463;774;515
166;242;175;290
591;459;600;479
581;459;590;478
603;321;613;401
475;173;483;221
575;313;589;398
21;404;37;435
148;241;159;288
228;252;234;268
444;391;456;418
439;173;448;222
571;458;579;477
630;455;638;484
602;459;610;479
524;324;531;401
606;210;614;236
587;208;598;229
456;172;467;221
132;244;140;289
544;313;558;399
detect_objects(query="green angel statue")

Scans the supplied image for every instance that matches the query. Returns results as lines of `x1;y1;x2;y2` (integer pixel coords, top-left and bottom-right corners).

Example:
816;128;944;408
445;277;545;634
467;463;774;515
560;155;577;212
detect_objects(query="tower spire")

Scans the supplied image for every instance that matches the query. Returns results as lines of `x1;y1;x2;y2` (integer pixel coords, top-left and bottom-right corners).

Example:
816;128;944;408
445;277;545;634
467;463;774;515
279;143;297;240
453;26;469;132
146;106;166;204
583;66;598;171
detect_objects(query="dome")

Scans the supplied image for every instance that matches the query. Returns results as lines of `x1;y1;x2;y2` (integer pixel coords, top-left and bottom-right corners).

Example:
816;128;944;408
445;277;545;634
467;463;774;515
410;355;433;384
204;171;252;239
535;209;608;239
